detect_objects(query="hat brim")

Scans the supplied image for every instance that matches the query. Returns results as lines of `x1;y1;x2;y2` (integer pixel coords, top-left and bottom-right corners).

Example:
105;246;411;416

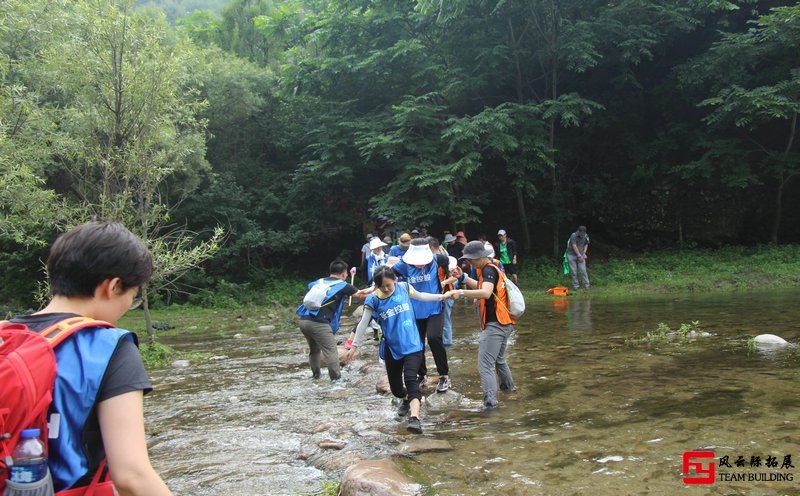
402;249;434;266
460;248;492;260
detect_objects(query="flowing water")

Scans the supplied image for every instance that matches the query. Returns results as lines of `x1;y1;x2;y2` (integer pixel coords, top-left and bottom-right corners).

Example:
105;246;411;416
144;290;800;495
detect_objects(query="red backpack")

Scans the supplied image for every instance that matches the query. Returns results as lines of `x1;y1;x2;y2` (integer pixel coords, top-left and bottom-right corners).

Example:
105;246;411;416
0;317;114;494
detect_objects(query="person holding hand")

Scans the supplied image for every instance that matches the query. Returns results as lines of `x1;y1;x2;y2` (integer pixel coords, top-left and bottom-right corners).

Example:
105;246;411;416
344;266;452;434
448;241;517;410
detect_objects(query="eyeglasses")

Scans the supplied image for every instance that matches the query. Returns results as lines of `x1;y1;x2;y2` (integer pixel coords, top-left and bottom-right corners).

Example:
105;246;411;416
129;288;143;310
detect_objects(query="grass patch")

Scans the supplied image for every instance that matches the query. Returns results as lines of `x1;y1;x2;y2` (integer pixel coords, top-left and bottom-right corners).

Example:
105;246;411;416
625;321;708;346
519;244;800;297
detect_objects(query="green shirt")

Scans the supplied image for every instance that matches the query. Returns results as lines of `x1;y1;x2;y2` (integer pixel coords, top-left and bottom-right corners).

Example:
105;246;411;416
498;241;511;264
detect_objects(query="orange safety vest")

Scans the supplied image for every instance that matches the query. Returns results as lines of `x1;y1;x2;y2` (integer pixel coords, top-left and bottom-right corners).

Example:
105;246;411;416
477;262;515;329
438;266;453;293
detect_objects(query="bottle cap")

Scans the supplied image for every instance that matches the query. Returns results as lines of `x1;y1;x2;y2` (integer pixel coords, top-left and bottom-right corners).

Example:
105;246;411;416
21;428;41;438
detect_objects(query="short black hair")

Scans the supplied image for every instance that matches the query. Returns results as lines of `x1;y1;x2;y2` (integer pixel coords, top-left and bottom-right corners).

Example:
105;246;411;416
427;237;440;249
410;238;428;247
372;265;396;287
329;260;348;275
578;225;587;232
48;222;153;297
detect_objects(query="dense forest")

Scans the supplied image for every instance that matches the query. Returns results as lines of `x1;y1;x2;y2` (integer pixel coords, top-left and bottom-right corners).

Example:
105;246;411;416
1;0;798;307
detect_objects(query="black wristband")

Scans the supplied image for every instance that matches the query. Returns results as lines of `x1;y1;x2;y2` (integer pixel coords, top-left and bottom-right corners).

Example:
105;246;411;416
458;274;466;284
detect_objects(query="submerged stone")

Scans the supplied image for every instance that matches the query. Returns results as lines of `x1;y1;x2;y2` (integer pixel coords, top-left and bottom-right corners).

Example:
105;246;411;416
340;459;422;496
397;439;453;455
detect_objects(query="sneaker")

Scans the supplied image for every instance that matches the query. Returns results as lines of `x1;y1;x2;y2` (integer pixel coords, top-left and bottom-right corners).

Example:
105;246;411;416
436;376;451;393
407;416;422;434
397;400;411;418
344;339;353;349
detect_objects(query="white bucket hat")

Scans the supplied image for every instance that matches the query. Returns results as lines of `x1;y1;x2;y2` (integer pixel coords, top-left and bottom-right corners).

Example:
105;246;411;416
402;243;434;266
484;242;495;258
448;256;458;271
369;237;387;250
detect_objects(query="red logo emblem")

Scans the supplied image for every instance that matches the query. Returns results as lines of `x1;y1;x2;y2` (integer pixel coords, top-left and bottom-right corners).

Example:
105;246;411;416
683;451;716;484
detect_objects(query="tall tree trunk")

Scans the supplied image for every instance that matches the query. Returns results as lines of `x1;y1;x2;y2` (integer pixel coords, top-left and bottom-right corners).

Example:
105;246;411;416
142;285;154;344
771;112;798;244
549;0;560;256
515;185;531;252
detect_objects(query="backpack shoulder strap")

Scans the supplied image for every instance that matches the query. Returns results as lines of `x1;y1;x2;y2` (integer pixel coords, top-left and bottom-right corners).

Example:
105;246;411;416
40;316;114;349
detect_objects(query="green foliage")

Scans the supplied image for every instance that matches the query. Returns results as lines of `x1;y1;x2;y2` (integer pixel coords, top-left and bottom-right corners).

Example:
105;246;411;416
139;341;176;369
314;480;340;496
625;320;707;345
2;0;800;309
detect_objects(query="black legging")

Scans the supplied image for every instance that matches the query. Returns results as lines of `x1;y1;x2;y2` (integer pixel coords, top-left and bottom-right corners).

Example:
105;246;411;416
416;312;448;378
385;348;424;402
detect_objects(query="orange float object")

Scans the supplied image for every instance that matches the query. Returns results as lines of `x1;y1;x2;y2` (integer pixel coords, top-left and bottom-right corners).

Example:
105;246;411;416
546;286;569;296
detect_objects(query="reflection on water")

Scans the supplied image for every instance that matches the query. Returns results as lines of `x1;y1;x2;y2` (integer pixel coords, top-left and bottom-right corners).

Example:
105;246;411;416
145;290;800;495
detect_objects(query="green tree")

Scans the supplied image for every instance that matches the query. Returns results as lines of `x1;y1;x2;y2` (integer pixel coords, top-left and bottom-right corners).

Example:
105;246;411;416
684;5;799;243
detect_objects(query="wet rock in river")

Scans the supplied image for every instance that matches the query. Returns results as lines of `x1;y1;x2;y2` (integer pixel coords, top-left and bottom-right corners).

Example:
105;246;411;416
397;439;453;455
171;360;190;368
319;439;347;450
376;375;390;394
340;459;422;496
233;333;246;339
312;422;333;434
754;334;790;346
424;389;464;410
257;325;275;332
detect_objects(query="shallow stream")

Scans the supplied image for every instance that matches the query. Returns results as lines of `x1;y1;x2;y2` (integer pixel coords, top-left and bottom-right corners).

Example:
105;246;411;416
144;290;800;495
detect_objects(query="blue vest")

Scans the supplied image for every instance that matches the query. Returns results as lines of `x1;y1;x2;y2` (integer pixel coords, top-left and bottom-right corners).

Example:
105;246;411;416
366;253;386;281
393;261;441;319
50;327;132;491
366;283;422;360
388;245;406;258
296;279;348;333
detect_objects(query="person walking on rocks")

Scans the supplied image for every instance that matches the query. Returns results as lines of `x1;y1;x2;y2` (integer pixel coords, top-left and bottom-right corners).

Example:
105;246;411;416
345;266;452;433
393;238;453;393
297;260;367;380
449;241;517;410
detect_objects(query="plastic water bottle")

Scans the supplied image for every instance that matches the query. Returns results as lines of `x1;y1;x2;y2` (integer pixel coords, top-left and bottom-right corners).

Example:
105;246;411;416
9;428;48;484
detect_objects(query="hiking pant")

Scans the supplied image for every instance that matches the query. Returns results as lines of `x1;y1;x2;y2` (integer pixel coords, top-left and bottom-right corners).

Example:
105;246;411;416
385;349;424;402
442;297;454;347
567;254;590;289
299;319;340;380
478;322;516;408
416;312;448;378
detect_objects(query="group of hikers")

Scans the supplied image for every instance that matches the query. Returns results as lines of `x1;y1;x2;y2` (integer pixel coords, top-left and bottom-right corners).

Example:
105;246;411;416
0;220;590;495
297;228;523;434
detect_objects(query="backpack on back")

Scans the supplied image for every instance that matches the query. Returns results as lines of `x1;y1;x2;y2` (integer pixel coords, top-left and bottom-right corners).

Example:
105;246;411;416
302;279;344;311
1;317;114;494
489;266;526;319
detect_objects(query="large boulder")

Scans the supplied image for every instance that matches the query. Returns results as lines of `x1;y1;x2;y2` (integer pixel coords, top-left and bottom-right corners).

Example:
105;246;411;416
340;459;422;496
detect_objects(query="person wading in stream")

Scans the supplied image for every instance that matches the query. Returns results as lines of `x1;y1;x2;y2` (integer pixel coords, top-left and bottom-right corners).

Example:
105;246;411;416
449;241;517;410
344;266;453;433
392;238;453;393
296;260;368;381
